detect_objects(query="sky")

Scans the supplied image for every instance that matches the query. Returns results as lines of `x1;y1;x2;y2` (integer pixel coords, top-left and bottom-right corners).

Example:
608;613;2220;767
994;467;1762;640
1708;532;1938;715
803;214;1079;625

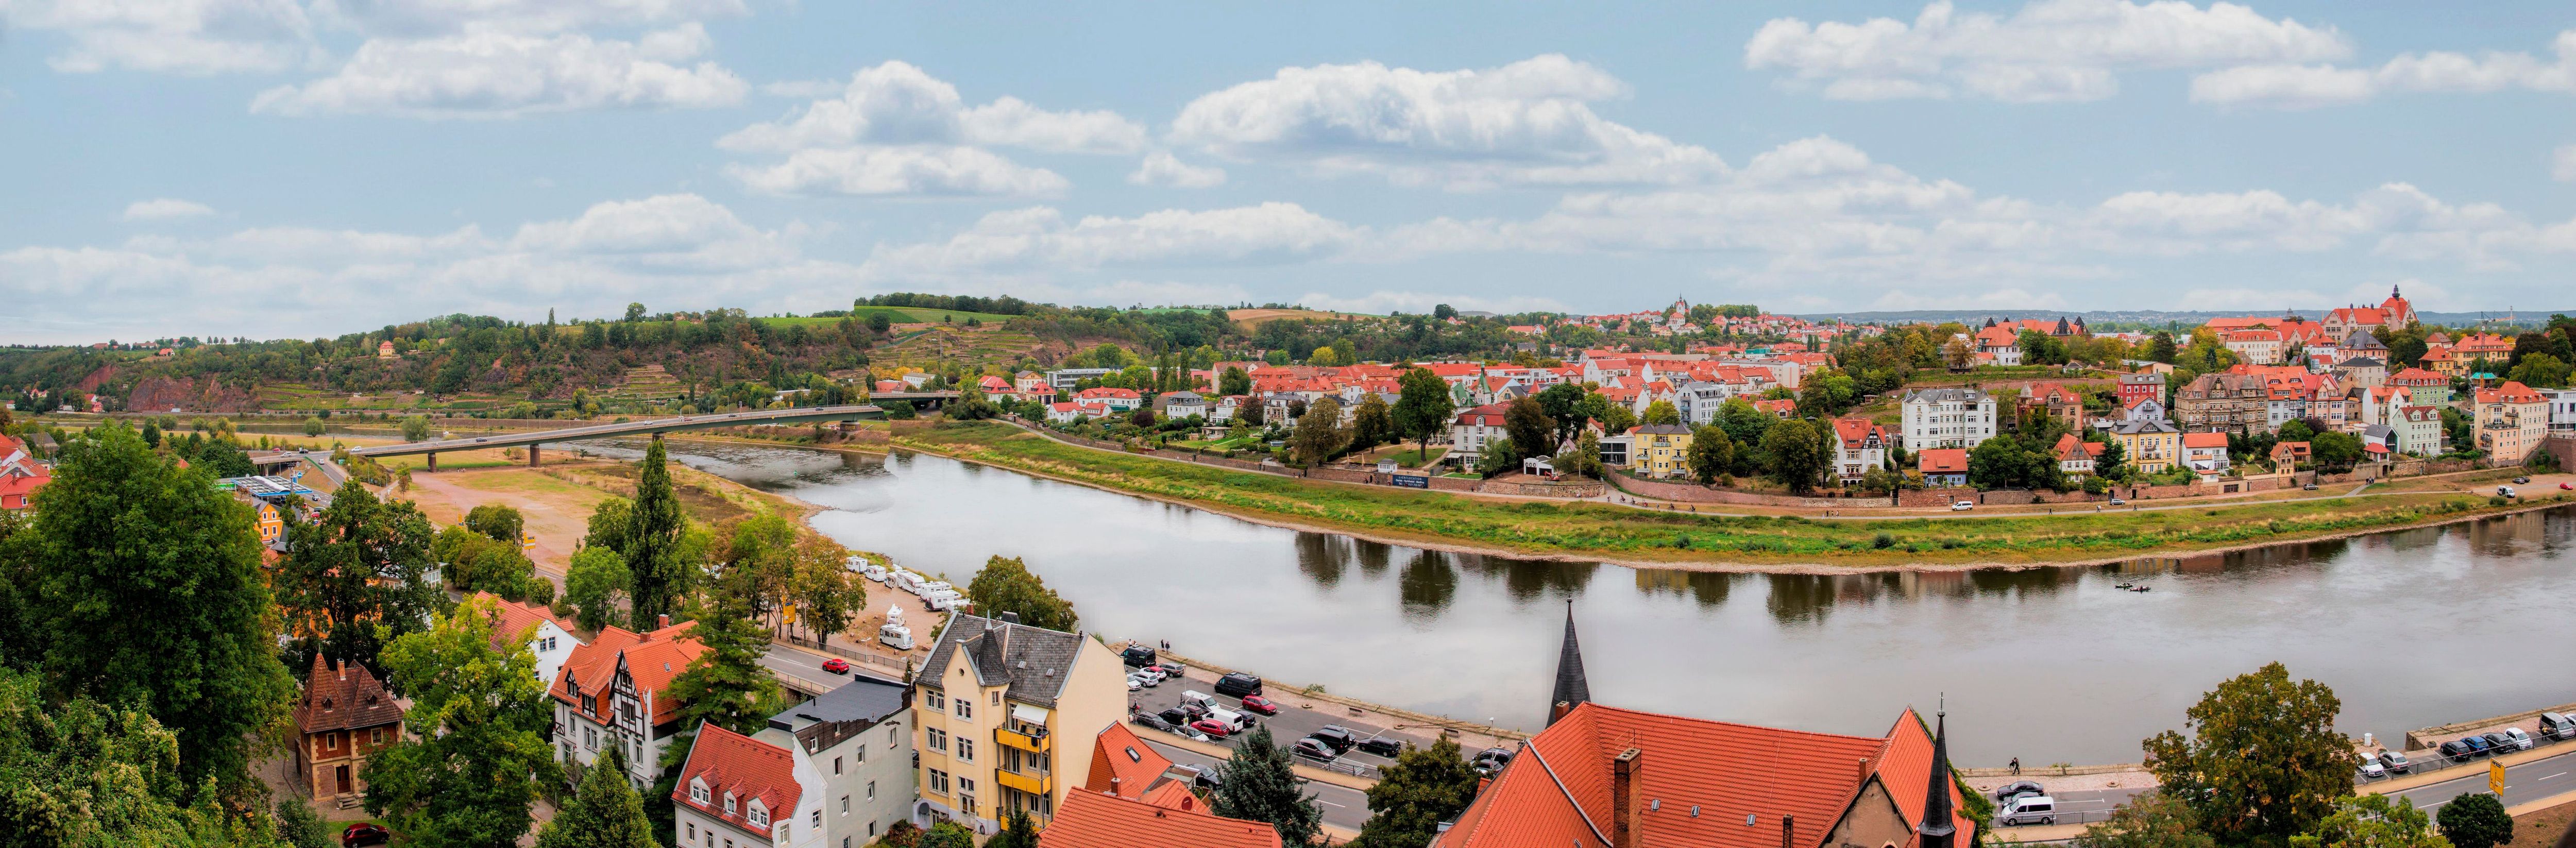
3;0;2572;343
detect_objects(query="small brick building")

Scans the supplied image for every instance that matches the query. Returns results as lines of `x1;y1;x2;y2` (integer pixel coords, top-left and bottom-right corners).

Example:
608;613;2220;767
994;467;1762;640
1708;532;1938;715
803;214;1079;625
293;656;405;807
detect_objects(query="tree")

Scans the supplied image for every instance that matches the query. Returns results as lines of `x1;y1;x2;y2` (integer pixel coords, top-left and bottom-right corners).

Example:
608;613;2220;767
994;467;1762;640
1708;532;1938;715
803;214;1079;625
564;547;631;632
1350;392;1396;450
2435;793;2510;848
1687;426;1733;484
2142;663;2354;848
789;538;867;645
967;555;1078;631
2096;437;2129;480
918;822;976;848
1290;396;1347;466
623;436;692;625
2510;352;2570;388
274;484;443;676
1553;431;1603;480
717;514;799;623
1211;725;1324;845
1716;397;1774;455
1348;737;1483;848
1127;406;1157;428
534;745;656;848
1503;397;1554;463
2147;332;2179;364
2071;790;2215;848
1307;345;1343;367
400;415;432;442
0;667;203;845
1219;366;1252;398
1535;383;1590;446
584;497;631;552
302;417;326;437
363;596;561;848
2296;794;2447;848
464;503;524;545
1393;368;1455;464
989;809;1041;848
867;312;892;333
275;796;334;848
23;425;294;792
1761;418;1833;494
1578;391;1636;434
1639;400;1682;426
2309;431;2363;472
1475;435;1520;477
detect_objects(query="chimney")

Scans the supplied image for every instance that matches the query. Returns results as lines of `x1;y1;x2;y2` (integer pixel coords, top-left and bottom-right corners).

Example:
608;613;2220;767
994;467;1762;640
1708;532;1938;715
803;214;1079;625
1781;814;1796;848
1550;700;1573;725
999;610;1020;626
1855;757;1869;786
657;614;670;630
1612;748;1642;848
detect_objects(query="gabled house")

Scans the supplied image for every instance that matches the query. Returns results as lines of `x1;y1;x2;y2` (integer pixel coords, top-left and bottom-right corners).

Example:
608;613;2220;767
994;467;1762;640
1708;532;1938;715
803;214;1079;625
1917;448;1969;487
1036;723;1282;847
2053;434;2104;476
552;616;707;791
0;434;49;511
673;722;811;848
912;612;1129;830
1072;387;1142;412
1448;402;1516;469
470;591;584;689
673;672;916;848
2182;432;2232;480
1830;418;1889;483
294;656;405;808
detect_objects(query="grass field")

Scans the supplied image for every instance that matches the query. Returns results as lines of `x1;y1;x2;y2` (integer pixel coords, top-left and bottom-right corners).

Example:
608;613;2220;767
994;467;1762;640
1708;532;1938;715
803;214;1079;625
890;421;2541;566
761;306;1023;326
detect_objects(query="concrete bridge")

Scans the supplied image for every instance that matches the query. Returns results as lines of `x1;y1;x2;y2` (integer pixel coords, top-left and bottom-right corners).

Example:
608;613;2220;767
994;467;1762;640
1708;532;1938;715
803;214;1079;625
346;404;884;471
864;390;960;409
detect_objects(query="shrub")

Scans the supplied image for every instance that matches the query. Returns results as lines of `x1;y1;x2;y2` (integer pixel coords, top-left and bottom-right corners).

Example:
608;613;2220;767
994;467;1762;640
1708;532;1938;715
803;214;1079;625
1872;532;1895;549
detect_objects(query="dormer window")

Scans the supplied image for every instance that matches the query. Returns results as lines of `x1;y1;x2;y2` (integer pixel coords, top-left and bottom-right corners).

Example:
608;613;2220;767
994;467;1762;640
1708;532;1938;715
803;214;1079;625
690;779;708;805
723;792;736;816
747;801;767;827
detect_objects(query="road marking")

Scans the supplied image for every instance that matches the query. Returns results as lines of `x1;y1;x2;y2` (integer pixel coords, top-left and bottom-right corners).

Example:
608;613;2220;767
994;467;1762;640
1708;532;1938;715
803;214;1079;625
1315;800;1345;808
2544;772;2567;781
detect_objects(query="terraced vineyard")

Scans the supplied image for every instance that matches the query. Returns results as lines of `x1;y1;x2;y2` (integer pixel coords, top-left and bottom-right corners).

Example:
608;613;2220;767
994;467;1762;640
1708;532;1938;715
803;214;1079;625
870;326;1049;371
606;364;685;405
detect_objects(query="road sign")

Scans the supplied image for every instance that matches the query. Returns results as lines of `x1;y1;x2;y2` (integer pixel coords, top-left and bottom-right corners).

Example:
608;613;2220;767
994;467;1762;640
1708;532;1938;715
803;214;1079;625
2492;760;2507;795
1391;474;1429;489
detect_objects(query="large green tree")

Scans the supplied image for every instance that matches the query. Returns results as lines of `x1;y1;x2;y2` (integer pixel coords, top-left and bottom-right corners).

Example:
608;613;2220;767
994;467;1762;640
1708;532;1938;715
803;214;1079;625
1290;396;1347;467
563;547;631;633
2434;793;2510;848
1219;366;1252;398
1687;426;1734;484
2142;663;2354;848
23;425;294;792
965;555;1077;631
2295;794;2447;848
533;745;656;848
1211;725;1324;846
789;539;867;645
1349;392;1396;451
0;667;201;846
2071;790;2215;848
363;596;561;848
1391;368;1454;464
463;504;524;545
274;484;444;676
1348;737;1483;848
623;436;692;625
1502;396;1554;462
1760;417;1833;494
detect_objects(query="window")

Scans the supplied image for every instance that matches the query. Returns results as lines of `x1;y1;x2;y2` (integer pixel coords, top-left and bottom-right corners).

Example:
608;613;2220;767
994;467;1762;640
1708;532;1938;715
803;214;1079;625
867;781;875;800
324;734;337;751
888;726;899;746
959;777;975;795
856;744;866;764
928;769;949;794
585;728;599;751
956;738;973;762
747;803;766;827
811;810;820;828
927;728;947;752
833;756;841;775
723;793;736;815
990;691;1000;706
926;692;944;710
840;795;848;815
687;823;695;840
370;728;383;745
955;700;972;721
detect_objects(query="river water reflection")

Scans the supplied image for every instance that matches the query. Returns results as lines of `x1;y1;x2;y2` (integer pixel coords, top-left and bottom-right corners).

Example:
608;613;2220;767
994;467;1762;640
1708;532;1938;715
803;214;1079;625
581;438;2576;764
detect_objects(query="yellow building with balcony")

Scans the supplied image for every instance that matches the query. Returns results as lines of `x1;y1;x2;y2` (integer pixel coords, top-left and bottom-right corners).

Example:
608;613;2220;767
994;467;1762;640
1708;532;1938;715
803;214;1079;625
910;611;1126;831
1626;424;1693;479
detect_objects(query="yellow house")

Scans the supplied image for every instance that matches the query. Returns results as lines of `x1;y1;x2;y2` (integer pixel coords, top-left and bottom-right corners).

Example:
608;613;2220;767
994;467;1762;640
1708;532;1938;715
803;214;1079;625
1628;424;1693;479
254;501;285;547
2107;418;2181;474
912;612;1127;830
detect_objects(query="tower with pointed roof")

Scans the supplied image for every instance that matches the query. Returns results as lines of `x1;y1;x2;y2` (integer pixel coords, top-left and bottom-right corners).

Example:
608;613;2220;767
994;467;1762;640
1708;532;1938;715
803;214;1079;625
1548;600;1590;725
1918;708;1957;848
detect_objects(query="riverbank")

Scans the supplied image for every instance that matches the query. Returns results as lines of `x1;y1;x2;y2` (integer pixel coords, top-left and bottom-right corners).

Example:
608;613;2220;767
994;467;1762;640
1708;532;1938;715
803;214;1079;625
879;420;2572;573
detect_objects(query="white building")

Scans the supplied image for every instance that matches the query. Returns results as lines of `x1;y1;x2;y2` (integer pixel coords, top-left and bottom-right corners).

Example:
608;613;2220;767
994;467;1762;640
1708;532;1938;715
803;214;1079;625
551;616;704;792
474;593;583;690
2544;388;2576;435
672;673;917;848
1899;387;1996;450
1829;418;1889;483
1447;401;1514;467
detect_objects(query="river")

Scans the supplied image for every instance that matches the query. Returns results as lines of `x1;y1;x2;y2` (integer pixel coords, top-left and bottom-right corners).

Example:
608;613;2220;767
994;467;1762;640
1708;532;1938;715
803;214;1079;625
580;437;2576;765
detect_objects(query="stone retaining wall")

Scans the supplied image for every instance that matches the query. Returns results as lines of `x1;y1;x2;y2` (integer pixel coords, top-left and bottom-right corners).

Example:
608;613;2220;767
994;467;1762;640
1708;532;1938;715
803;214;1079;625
1610;471;1893;508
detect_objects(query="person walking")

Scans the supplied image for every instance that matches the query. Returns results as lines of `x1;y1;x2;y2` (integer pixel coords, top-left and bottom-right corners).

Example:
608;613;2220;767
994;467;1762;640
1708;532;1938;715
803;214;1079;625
2009;757;2021;775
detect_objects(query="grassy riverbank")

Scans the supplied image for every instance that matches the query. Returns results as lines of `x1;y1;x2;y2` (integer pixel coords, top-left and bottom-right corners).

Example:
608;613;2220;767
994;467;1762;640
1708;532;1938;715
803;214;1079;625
890;421;2561;568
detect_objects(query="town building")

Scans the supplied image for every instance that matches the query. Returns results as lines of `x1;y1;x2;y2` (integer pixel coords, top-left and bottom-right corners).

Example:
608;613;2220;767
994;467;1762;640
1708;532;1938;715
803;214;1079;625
2321;285;2416;339
2392;406;2443;457
1071;387;1142;412
2116;372;2165;409
1972;324;2022;366
1916;448;1969;487
1830;418;1889;484
1032;723;1282;848
1899;388;1996;450
2107;418;2181;474
472;592;584;690
2182;432;2232;481
912;611;1128;830
1156;391;1207;419
2176;373;2267;434
2220;328;2283;365
2054;434;2104;476
2545;388;2576;435
2386;367;2449;406
1447;402;1515;469
0;433;49;511
672;673;916;848
1045;369;1118;391
2014;383;2087;434
672;723;811;848
2473;381;2550;464
552;616;708;791
293;656;404;809
1628;425;1694;480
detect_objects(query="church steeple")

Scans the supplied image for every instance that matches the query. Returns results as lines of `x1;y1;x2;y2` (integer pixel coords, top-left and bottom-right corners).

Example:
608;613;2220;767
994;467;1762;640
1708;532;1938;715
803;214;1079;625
1548;600;1590;725
1918;707;1957;848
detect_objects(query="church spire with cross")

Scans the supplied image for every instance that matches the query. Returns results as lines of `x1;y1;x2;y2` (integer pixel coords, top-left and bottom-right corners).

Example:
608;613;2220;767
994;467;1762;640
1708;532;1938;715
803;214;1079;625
1548;599;1590;725
1918;702;1957;848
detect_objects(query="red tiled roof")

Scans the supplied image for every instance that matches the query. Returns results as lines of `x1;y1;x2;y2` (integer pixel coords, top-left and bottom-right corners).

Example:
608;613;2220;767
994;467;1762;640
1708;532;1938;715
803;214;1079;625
296;655;403;735
1037;789;1282;848
551;618;703;726
1831;418;1884;449
1917;448;1968;474
2181;432;2230;448
1086;723;1174;800
672;722;799;839
2477;381;2546;405
468;591;579;648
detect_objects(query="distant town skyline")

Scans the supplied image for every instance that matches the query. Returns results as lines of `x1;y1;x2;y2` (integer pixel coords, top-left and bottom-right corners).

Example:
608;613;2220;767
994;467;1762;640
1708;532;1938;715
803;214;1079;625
5;0;2572;343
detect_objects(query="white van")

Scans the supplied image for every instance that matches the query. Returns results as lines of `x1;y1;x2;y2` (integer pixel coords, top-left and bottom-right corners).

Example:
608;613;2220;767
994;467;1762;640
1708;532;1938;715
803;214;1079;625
1996;796;2056;826
877;621;914;650
1206;707;1255;734
1180;690;1216;713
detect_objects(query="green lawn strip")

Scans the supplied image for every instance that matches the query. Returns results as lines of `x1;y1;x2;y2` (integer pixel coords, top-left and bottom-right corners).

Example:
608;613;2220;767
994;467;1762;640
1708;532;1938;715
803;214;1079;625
891;422;2516;565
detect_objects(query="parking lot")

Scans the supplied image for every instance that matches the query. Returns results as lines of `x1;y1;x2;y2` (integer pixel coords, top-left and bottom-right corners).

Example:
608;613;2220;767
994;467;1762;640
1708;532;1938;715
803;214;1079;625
1123;666;1436;780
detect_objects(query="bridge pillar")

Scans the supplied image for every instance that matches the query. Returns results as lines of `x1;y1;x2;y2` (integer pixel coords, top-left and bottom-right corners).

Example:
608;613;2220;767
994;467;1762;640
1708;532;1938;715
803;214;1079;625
528;444;541;467
426;452;438;472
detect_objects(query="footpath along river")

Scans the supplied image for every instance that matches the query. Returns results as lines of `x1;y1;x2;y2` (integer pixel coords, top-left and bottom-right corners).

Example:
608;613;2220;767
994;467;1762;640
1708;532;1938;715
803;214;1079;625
578;437;2576;765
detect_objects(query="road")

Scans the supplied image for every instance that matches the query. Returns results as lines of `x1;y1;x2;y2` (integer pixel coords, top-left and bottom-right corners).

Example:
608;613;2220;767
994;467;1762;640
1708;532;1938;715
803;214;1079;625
346;405;884;459
2384;745;2576;811
1140;738;1374;832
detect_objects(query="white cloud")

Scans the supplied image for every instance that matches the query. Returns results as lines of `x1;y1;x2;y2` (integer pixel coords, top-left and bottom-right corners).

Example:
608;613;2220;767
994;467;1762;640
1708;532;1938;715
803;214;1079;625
761;79;848;98
1745;0;2349;102
1167;54;1727;188
1128;152;1228;188
1294;290;1568;316
2192;30;2576;107
1073;280;1252;307
1870;288;2073;310
861;203;1362;278
307;0;749;38
123;198;217;221
2079;183;2566;270
4;0;320;74
249;24;746;117
719;60;1144;196
2556;144;2576;182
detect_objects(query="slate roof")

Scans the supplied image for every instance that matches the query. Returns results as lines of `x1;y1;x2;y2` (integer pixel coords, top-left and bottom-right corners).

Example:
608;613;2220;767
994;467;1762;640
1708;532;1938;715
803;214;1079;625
1037;789;1283;848
296;655;403;735
918;613;1086;708
1549;603;1590;721
768;671;909;732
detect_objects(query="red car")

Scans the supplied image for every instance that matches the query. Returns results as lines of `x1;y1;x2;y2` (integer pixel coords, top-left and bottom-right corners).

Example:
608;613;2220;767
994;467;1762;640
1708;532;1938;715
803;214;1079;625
1237;695;1281;716
342;823;391;847
2562;483;2572;490
1189;718;1234;738
821;657;850;674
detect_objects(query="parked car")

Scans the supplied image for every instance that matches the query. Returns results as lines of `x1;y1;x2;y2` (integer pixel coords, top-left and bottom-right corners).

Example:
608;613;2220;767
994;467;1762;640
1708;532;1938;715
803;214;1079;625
1132;666;1168;684
1132;713;1179;733
2514;476;2532;484
2378;750;2412;774
1471;746;1513;775
1189;718;1234;738
1125;676;1142;692
820;657;850;674
2499;486;2517;497
1994;781;2045;802
1149;662;1188;679
2495;730;2533;751
1292;738;1338;760
2544;713;2576;740
1355;736;1404;757
1309;725;1359;754
1180;690;1216;713
1126;672;1158;689
1215;672;1264;698
2441;739;2477;762
1996;795;2058;827
342;823;392;848
1156;707;1199;728
1951;501;1975;511
1168;723;1212;743
2562;482;2573;490
2107;498;2125;505
1206;707;1256;734
2356;757;2385;779
2462;735;2495;757
2302;483;2319;490
1237;694;1281;716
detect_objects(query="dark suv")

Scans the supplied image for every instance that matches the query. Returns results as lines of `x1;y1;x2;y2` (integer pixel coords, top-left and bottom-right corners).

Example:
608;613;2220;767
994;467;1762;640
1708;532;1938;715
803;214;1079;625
1215;672;1263;698
1122;645;1158;667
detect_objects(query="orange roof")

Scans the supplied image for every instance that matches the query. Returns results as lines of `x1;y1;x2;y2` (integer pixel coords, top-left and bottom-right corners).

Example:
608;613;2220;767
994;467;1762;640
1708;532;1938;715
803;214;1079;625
467;591;579;648
2181;432;2230;448
1831;418;1885;449
295;654;403;735
1435;702;1972;848
2476;381;2546;404
1917;448;1968;474
672;722;800;839
552;618;704;726
1038;789;1282;848
1085;723;1174;800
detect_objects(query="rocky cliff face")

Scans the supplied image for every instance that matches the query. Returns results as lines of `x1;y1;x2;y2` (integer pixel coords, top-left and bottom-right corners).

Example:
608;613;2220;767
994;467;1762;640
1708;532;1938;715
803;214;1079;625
125;377;262;413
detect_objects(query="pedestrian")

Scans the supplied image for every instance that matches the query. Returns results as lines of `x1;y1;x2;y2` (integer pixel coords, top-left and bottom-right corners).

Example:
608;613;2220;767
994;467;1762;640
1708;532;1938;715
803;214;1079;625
2010;757;2021;774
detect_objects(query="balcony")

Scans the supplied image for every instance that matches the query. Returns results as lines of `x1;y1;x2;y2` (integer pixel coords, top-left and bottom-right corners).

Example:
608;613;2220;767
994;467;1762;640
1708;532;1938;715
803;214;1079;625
994;768;1052;796
995;726;1049;753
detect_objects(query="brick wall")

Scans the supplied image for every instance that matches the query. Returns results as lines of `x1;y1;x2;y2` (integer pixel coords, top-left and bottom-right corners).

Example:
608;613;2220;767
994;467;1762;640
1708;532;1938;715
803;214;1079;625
1612;471;1895;508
